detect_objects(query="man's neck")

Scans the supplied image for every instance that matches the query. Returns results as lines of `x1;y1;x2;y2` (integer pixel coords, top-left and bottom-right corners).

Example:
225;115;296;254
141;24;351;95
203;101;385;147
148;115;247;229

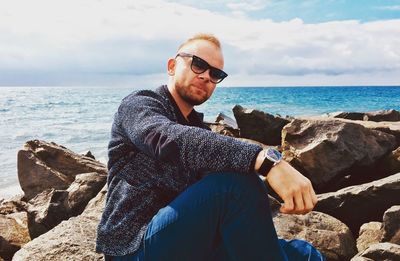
167;84;193;120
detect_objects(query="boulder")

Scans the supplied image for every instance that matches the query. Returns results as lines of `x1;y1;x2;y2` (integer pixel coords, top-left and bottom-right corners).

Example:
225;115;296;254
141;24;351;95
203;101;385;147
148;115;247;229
351;242;400;261
27;172;106;238
381;205;400;244
273;211;357;261
0;199;27;215
0;212;30;261
356;222;383;252
207;122;240;137
376;147;400;177
315;173;400;235
26;189;69;239
329;111;366;121
304;116;400;147
331;109;400;122
282;118;396;191
233;105;290;146
12;185;107;261
18;140;107;200
215;112;238;129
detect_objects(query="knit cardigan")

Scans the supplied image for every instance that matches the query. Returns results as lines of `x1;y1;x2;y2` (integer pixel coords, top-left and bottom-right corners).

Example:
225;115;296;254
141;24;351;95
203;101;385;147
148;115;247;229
96;85;263;256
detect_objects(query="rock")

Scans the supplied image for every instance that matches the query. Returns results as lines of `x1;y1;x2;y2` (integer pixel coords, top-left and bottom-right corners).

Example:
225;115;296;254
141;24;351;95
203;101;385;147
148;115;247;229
315;173;400;235
233;105;290;146
0;212;30;261
17;140;107;200
27;189;70;238
282;119;397;191
364;109;400;122
273;211;357;261
351;242;400;261
215;112;238;129
65;172;107;217
376;147;400;177
12;215;103;261
304;116;400;147
207;112;241;137
83;151;95;160
27;172;106;238
12;186;107;261
329;111;366;121
331;109;400;122
381;205;400;244
0;199;27;215
356;222;383;252
207;122;240;137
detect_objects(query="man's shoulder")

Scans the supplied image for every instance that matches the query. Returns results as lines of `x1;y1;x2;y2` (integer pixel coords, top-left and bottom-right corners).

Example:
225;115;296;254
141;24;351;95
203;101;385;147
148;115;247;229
121;85;168;105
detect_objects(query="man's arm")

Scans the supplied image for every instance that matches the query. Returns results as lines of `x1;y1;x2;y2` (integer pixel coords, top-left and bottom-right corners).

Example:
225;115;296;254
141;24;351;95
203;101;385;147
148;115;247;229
117;91;262;174
254;150;318;214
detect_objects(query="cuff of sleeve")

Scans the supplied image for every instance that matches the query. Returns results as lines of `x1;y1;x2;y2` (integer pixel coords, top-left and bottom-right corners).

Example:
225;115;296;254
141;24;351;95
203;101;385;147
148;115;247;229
249;146;263;173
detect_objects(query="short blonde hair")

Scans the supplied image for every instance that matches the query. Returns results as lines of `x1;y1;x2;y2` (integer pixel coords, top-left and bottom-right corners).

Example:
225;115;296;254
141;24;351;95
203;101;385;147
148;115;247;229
177;33;221;52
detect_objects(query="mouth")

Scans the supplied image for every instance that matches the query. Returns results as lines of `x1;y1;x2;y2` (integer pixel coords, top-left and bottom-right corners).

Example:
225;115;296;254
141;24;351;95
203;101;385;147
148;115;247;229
192;84;207;93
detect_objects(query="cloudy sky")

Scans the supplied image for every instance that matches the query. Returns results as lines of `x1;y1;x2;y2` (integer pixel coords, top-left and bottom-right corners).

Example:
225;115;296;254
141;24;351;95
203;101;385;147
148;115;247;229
1;0;400;87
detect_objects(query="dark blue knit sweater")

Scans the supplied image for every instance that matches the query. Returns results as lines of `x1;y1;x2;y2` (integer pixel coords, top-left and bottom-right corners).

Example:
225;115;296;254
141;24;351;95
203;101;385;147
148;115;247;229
96;85;263;256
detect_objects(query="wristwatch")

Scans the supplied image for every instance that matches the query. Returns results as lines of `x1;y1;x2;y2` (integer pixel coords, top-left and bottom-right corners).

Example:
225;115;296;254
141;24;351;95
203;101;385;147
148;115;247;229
257;147;282;176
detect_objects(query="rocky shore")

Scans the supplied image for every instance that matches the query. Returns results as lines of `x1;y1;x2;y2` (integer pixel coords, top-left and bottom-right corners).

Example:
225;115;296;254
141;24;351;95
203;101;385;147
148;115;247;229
1;108;400;261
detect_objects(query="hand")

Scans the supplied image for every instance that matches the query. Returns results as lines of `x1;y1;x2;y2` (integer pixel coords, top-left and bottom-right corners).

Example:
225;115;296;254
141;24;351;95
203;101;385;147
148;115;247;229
265;160;317;214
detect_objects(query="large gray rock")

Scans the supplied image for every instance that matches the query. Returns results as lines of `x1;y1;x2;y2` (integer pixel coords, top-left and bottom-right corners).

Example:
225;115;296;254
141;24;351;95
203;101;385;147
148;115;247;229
233;105;290;145
315;173;400;235
18;140;107;200
356;222;383;252
273;211;357;261
27;172;106;238
381;205;400;244
282;119;396;191
351;242;400;261
12;185;107;261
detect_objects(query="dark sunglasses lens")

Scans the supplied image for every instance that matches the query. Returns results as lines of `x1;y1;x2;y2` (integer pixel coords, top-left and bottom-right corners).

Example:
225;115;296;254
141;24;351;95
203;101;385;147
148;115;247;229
191;56;208;73
209;69;225;81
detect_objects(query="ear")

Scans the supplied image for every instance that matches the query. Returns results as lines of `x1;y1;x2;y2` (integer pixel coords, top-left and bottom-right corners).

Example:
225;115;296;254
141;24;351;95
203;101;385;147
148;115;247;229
167;58;176;76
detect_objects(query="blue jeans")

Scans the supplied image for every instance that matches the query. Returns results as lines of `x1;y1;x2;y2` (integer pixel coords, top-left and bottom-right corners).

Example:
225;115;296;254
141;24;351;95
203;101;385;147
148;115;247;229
108;172;325;261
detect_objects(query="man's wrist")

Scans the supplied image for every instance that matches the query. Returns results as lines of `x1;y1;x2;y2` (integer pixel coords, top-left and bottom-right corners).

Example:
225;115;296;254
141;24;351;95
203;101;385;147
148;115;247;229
255;148;283;176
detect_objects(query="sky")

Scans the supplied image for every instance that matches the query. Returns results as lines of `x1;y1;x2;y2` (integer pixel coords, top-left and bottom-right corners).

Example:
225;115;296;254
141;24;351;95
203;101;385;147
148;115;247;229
1;0;400;87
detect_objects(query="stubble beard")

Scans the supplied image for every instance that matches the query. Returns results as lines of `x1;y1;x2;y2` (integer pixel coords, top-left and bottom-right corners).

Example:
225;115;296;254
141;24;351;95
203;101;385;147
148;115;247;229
176;83;209;106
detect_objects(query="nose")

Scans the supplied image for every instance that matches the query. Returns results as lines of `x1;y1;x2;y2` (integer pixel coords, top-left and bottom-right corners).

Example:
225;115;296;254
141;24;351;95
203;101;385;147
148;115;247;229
197;69;211;82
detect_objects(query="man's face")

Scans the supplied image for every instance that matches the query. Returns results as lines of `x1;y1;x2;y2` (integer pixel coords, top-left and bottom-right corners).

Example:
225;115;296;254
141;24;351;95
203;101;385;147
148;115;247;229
171;40;224;106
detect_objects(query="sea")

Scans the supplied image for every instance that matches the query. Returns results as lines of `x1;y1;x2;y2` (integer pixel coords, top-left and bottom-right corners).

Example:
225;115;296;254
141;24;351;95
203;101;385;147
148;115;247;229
1;86;399;199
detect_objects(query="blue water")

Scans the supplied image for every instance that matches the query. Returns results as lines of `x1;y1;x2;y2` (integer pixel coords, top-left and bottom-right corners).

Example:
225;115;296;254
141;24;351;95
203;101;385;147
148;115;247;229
1;86;399;198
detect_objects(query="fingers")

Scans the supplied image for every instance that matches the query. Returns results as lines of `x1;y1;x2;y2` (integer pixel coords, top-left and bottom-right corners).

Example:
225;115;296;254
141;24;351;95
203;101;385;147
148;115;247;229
265;160;318;215
280;179;317;215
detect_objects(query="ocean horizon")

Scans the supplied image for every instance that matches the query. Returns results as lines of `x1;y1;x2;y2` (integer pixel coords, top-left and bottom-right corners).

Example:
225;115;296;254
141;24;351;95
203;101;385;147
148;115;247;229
1;85;399;198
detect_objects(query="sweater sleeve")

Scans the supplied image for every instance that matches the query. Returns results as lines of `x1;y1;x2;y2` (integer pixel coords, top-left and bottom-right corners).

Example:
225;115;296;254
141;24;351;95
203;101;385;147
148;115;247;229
117;91;263;174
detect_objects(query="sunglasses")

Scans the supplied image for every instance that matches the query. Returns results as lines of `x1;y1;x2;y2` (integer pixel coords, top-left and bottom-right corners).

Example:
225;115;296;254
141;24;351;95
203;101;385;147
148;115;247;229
175;52;228;84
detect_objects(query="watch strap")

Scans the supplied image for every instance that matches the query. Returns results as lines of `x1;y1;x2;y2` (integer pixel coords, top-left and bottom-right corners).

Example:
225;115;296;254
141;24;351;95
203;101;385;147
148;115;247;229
257;157;274;176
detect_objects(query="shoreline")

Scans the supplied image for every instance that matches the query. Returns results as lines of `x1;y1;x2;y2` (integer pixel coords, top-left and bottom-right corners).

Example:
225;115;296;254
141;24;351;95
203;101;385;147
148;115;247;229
0;184;24;200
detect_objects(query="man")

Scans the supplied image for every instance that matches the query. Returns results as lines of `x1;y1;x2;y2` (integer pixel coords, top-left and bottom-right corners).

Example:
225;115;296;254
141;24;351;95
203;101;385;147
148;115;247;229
96;33;323;260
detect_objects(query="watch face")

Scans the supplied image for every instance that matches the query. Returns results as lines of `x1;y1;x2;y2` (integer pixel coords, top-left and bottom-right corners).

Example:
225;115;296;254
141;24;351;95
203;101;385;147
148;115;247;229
265;148;282;163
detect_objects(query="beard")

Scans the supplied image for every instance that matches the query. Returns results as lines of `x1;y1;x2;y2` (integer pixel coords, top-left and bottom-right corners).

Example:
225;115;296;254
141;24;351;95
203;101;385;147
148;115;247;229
176;83;210;106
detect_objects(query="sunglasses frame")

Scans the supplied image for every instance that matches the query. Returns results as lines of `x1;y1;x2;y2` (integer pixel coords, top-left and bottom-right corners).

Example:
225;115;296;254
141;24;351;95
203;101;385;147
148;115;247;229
175;52;228;84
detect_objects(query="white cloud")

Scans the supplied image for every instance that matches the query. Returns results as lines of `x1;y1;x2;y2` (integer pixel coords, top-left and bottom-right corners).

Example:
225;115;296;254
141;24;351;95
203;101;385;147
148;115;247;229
0;0;399;86
376;5;400;11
